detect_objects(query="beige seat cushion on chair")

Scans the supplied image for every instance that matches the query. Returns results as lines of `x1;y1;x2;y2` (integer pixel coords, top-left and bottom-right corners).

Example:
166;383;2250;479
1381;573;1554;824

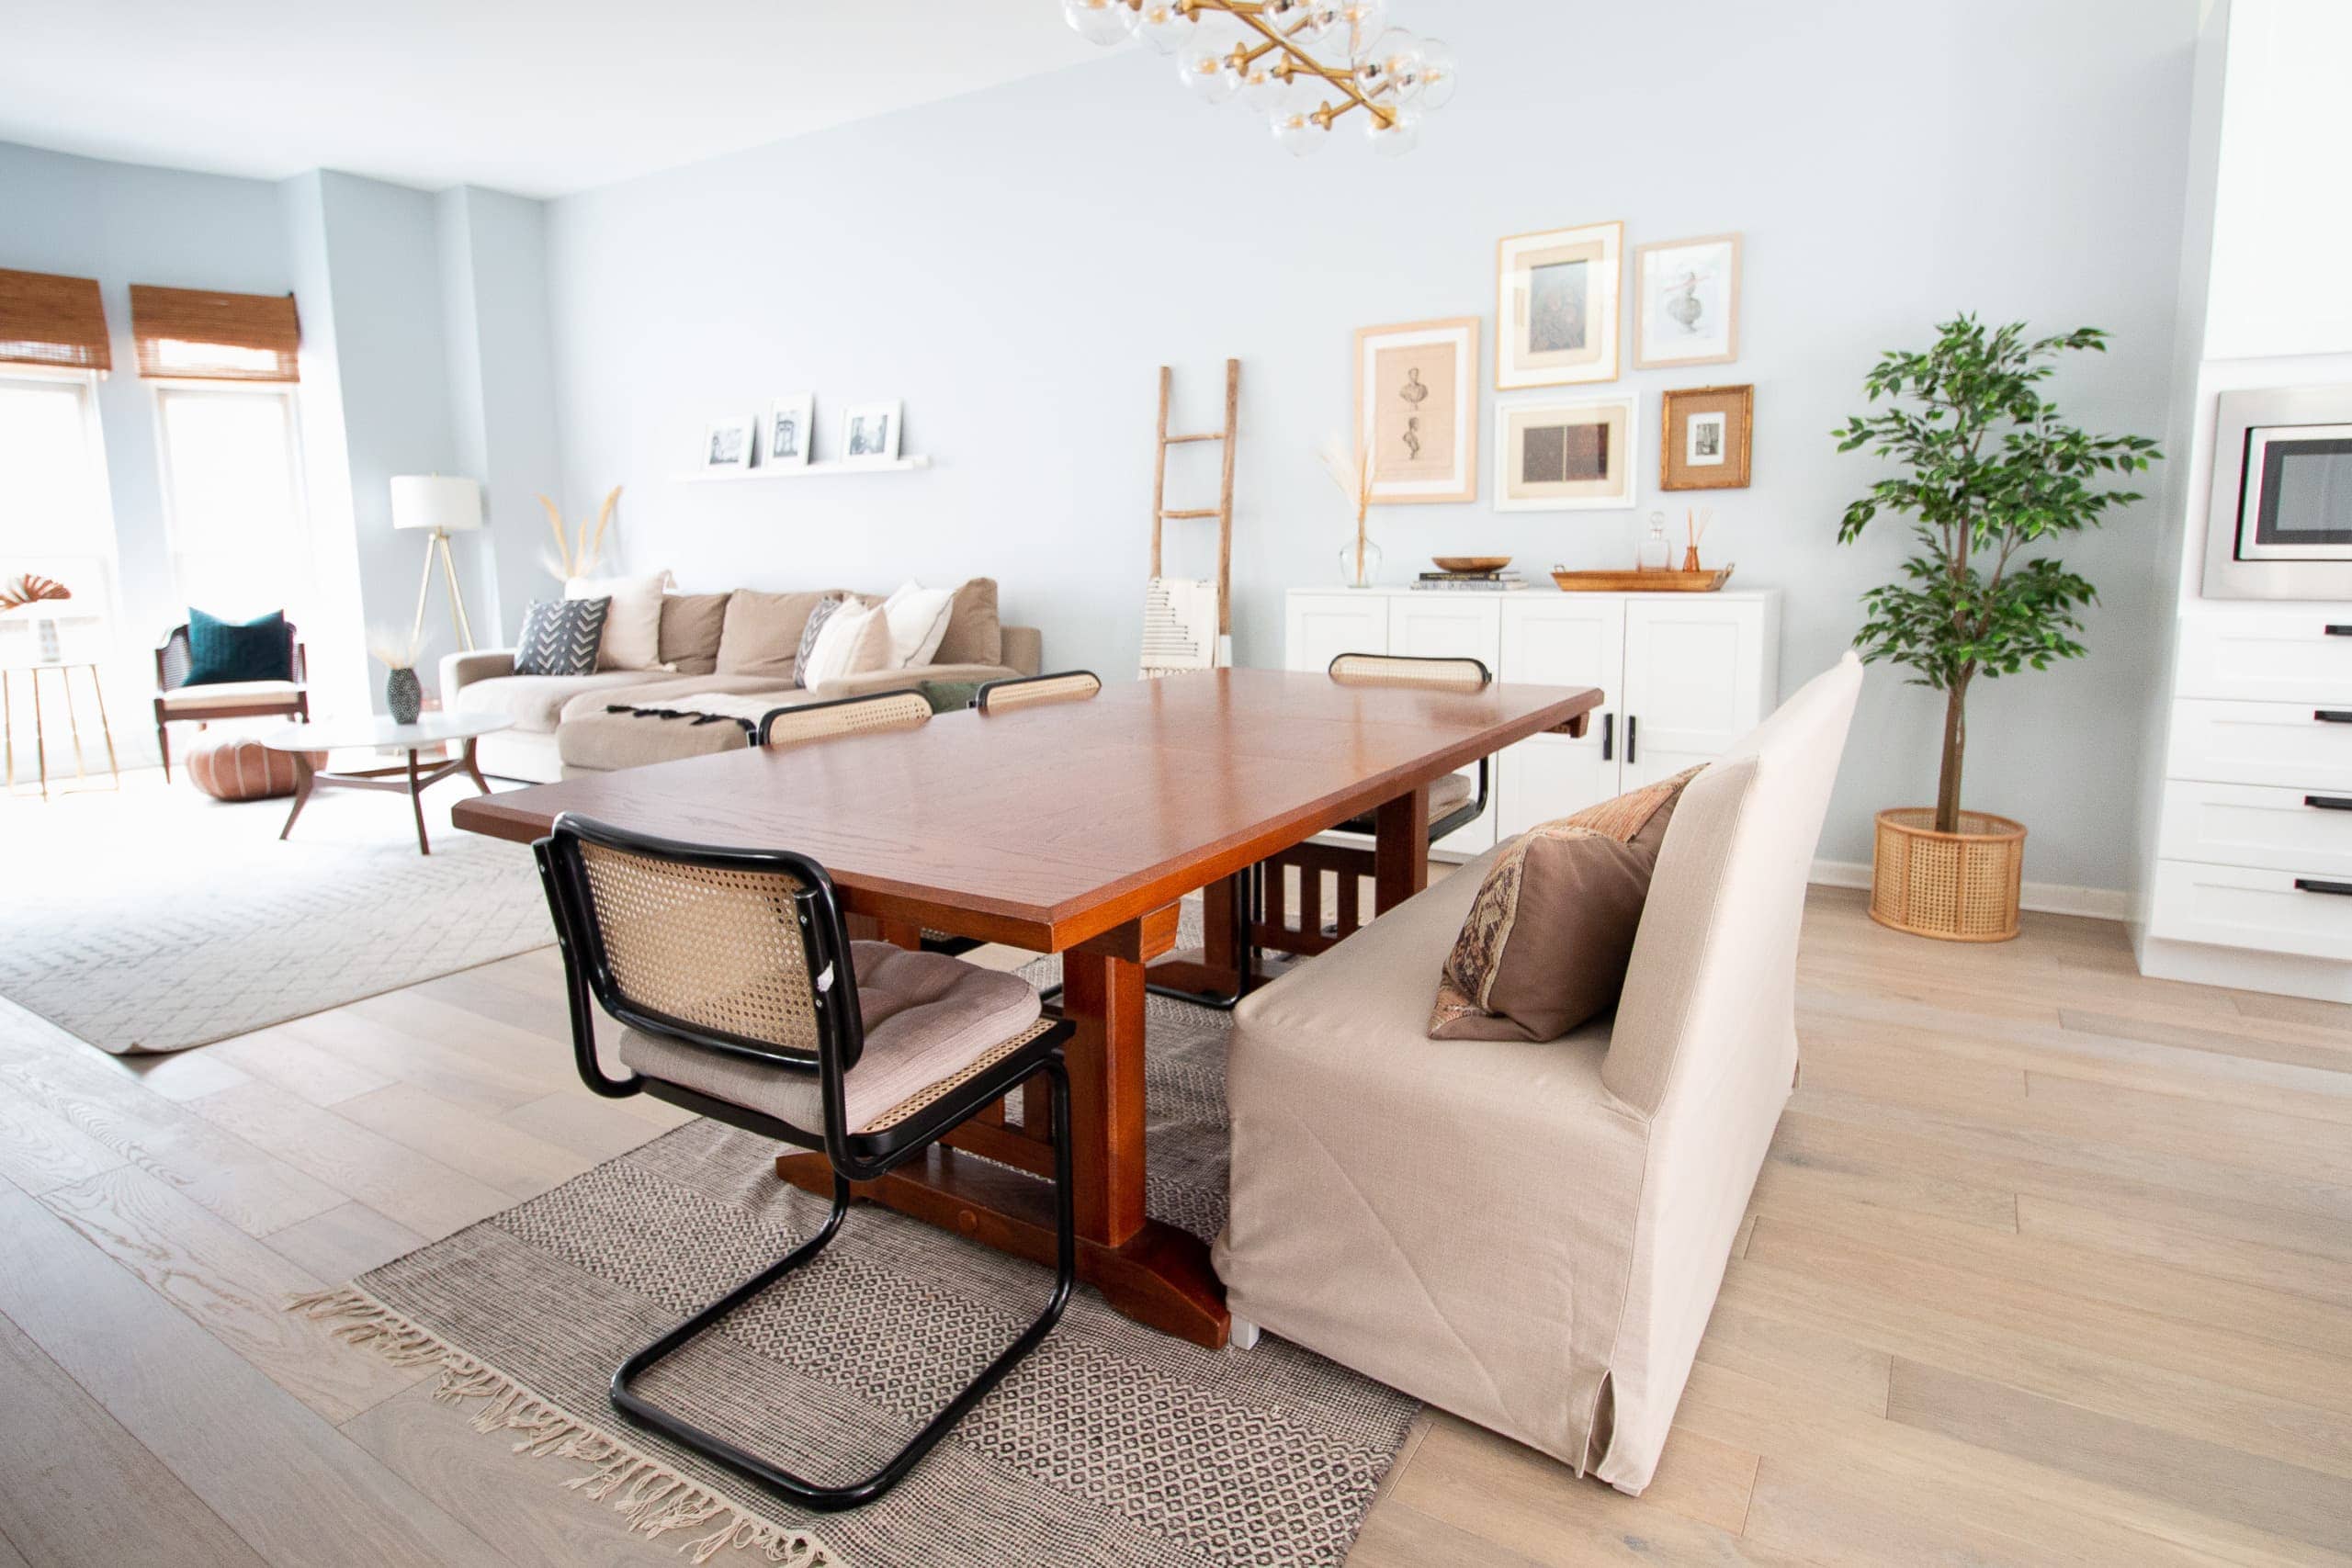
616;942;1042;1137
156;680;304;715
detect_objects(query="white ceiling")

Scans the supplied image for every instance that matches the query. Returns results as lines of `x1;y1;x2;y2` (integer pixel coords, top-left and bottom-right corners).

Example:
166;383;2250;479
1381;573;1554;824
0;1;1109;198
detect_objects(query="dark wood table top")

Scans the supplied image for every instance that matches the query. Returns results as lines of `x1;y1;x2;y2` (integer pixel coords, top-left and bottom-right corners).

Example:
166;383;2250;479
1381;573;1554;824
453;667;1600;951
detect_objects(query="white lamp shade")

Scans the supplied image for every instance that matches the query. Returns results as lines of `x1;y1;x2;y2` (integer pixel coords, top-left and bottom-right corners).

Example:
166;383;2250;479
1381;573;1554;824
390;475;484;532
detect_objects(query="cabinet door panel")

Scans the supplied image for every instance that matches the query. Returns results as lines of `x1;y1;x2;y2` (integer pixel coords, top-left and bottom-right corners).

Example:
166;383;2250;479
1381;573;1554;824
1497;734;1620;836
1286;594;1389;672
1621;600;1767;788
1389;597;1502;852
1497;595;1624;832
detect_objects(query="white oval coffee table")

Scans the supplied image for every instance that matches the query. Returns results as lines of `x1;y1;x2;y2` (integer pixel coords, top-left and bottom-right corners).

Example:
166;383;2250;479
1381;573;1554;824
260;712;513;855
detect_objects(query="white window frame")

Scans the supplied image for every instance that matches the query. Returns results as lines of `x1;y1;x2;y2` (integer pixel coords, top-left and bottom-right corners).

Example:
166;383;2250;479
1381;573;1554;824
149;378;313;626
0;365;127;650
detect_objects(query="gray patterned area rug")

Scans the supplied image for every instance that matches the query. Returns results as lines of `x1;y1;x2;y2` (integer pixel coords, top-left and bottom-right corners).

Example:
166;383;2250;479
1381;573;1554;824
0;775;550;1053
300;993;1417;1568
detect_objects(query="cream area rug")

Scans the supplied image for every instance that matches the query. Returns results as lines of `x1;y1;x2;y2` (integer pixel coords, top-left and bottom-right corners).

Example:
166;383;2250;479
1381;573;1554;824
300;992;1418;1568
0;773;550;1054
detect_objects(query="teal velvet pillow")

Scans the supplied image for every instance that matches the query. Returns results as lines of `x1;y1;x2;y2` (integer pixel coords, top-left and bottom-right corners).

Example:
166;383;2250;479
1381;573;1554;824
185;608;291;685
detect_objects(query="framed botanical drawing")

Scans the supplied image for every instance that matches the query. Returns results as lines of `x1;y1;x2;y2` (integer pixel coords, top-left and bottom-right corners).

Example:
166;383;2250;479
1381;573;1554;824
1496;220;1622;389
1494;394;1638;512
1634;233;1742;369
1354;316;1479;504
761;393;813;468
1660;384;1753;490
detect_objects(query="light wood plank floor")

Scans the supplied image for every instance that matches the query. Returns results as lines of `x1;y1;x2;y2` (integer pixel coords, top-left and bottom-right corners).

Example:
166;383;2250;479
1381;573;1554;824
1;887;2346;1566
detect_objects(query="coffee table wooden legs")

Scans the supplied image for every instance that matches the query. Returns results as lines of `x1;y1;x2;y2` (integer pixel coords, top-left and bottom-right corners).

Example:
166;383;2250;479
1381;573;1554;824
277;738;490;855
279;753;316;840
776;915;1230;1348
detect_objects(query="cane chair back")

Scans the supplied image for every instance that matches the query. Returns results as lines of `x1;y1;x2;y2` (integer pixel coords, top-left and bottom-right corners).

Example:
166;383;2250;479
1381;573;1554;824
974;670;1102;714
1328;652;1491;694
759;689;931;750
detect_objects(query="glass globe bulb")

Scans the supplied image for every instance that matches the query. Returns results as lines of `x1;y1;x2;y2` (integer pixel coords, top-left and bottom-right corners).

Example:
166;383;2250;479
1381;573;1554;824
1135;0;1193;54
1369;28;1427;104
1365;105;1421;157
1177;41;1239;104
1301;1;1343;39
1061;0;1133;45
1237;54;1292;112
1271;105;1330;157
1353;27;1412;97
1339;0;1389;58
1414;37;1457;109
1261;0;1330;43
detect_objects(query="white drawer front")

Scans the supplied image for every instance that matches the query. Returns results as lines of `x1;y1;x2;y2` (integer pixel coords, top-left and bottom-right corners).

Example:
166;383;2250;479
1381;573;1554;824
2166;698;2352;789
2148;860;2352;961
2175;610;2352;705
2157;780;2352;876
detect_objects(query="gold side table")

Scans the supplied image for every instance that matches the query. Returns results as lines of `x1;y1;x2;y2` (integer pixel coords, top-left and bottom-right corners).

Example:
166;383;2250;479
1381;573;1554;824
3;661;122;800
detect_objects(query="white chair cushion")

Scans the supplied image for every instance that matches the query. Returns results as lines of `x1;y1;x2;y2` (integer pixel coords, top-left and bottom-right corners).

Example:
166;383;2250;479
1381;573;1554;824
156;680;304;715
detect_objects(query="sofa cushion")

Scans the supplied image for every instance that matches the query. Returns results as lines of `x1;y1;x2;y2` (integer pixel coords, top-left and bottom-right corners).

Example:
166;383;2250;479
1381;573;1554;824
659;592;730;675
801;602;893;689
882;581;956;669
933;577;1002;667
1431;766;1700;1043
793;595;845;685
559;703;757;774
514;598;610;677
453;670;652;732
716;590;840;678
567;570;672;671
557;672;799;726
616;942;1042;1135
155;679;303;716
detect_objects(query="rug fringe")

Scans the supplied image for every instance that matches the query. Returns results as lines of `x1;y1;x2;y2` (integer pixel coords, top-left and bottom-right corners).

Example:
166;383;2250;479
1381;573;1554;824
288;1287;835;1567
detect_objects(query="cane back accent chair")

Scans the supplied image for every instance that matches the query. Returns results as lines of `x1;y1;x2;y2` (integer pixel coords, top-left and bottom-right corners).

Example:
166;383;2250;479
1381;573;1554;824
153;620;308;783
758;687;933;749
1255;652;1495;964
972;669;1102;713
535;814;1076;1510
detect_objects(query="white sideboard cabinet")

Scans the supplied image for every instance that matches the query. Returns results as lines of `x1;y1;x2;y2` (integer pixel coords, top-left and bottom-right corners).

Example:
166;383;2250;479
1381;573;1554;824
1283;586;1781;856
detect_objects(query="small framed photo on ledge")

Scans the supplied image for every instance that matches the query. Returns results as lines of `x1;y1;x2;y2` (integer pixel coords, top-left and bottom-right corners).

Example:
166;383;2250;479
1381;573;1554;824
701;414;755;472
841;400;902;462
1660;384;1754;491
761;393;813;468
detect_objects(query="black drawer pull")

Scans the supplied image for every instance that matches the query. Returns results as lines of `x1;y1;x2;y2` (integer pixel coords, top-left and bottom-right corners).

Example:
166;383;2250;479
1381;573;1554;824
2321;710;2352;724
2294;877;2352;897
2327;625;2352;637
1600;713;1613;761
1626;715;1638;766
2312;795;2352;811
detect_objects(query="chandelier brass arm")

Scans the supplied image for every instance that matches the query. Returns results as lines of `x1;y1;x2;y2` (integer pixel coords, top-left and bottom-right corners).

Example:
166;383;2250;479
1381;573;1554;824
1129;0;1396;129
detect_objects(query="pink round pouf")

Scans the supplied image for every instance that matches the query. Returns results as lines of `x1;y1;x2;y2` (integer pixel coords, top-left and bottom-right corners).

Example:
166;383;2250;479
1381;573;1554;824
184;736;322;801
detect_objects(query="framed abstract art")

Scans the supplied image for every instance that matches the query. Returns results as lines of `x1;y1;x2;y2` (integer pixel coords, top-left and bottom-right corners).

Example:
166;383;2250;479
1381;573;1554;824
1494;394;1638;512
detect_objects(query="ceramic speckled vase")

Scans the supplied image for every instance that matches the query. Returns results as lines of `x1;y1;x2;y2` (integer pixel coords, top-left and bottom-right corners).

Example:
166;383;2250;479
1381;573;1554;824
386;666;423;726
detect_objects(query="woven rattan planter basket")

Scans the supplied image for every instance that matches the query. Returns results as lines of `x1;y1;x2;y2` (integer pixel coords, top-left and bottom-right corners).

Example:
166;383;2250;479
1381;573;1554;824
1869;807;2026;942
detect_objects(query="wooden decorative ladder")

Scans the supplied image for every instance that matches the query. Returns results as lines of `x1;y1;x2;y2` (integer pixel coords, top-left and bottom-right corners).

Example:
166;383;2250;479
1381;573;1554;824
1147;358;1239;660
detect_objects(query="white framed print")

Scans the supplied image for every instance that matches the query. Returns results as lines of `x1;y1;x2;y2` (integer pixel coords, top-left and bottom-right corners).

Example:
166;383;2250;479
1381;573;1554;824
701;414;755;472
1354;316;1480;504
761;393;814;467
841;400;902;462
1494;394;1639;512
1634;232;1742;369
1497;220;1622;389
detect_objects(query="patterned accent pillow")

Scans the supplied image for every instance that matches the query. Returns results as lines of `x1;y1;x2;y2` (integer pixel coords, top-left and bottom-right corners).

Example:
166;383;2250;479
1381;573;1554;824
1430;765;1705;1043
514;597;610;677
792;595;844;686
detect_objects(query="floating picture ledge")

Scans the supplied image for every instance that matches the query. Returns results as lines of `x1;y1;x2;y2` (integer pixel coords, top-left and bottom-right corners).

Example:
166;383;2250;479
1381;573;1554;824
676;456;932;483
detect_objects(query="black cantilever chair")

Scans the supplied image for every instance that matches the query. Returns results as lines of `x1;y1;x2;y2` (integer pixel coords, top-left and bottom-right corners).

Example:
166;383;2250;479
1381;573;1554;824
535;812;1076;1512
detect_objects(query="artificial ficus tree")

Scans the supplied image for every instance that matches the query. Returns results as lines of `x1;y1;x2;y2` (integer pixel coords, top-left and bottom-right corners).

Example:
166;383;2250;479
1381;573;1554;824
1836;316;2160;834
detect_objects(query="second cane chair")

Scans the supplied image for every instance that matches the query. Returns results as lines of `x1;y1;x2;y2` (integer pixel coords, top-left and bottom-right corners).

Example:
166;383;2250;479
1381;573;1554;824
757;686;933;748
535;813;1077;1512
971;669;1102;713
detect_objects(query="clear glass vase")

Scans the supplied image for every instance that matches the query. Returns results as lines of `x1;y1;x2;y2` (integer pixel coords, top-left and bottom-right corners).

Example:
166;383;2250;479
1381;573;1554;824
1338;533;1383;588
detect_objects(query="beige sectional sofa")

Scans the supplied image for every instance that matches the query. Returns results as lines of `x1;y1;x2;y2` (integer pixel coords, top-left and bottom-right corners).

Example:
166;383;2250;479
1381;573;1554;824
440;580;1039;783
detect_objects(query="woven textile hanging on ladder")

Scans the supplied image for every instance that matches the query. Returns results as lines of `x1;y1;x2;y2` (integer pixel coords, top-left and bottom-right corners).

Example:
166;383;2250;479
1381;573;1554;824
1141;358;1238;678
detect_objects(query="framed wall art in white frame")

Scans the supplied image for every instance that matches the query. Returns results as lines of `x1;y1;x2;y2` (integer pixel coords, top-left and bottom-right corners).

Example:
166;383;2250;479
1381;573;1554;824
701;414;756;472
841;400;903;462
1494;393;1639;512
1354;315;1480;505
1497;220;1622;389
1634;232;1743;369
761;393;814;468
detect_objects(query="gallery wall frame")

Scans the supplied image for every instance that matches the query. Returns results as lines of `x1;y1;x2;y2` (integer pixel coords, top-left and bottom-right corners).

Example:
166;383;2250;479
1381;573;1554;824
1494;392;1639;512
1660;383;1754;491
1354;315;1480;504
1497;220;1623;390
1634;233;1743;370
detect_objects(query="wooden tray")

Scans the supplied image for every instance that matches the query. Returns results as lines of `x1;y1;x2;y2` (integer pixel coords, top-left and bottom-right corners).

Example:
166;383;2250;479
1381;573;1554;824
1548;566;1735;592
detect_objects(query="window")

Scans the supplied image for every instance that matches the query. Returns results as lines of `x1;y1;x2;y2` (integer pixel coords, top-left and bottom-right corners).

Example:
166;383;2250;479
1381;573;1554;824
0;372;117;669
154;384;307;620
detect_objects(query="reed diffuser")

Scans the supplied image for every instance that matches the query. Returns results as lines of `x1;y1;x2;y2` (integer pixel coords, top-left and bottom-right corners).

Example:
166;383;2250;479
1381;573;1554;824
1683;506;1714;572
1319;436;1381;588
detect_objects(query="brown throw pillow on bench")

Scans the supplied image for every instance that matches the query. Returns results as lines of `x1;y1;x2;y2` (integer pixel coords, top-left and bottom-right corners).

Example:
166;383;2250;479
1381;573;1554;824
1430;765;1704;1043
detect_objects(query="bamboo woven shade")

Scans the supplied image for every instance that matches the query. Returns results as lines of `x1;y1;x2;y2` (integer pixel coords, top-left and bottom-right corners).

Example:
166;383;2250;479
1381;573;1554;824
129;285;300;381
0;269;112;373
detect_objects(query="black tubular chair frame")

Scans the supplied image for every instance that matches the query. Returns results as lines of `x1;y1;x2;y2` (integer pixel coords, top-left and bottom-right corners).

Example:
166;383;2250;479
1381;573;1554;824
1327;651;1494;842
534;811;1076;1511
971;669;1103;712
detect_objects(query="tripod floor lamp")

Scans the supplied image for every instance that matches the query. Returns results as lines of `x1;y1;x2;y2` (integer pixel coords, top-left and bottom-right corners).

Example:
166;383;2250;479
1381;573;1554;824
390;475;483;652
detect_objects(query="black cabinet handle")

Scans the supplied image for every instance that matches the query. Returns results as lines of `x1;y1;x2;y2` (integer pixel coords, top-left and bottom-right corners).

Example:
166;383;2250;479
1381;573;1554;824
2311;795;2352;812
2321;710;2352;724
1600;713;1613;761
1626;715;1638;766
2294;877;2352;897
2326;625;2352;637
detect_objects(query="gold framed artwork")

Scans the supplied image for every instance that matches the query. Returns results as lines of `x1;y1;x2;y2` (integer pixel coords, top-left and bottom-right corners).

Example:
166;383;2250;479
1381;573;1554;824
1634;232;1742;369
1660;384;1753;491
1354;316;1479;504
1494;394;1638;512
1496;220;1622;389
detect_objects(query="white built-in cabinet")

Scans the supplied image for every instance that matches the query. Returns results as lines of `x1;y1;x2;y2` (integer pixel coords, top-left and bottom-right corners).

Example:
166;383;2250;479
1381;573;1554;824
1284;587;1781;857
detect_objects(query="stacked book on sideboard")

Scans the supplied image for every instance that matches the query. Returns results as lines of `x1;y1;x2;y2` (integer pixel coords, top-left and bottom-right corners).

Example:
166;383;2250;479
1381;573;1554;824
1412;567;1529;592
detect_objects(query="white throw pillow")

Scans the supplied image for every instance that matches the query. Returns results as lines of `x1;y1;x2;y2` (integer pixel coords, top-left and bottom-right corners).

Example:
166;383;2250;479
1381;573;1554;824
566;570;673;671
800;603;894;688
880;580;956;669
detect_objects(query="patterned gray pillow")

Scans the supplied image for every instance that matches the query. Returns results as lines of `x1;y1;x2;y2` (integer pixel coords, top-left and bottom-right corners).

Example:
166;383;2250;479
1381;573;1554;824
793;595;844;687
515;598;610;677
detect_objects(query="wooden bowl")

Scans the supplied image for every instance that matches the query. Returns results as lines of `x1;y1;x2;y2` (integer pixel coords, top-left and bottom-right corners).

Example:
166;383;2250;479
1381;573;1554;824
1431;556;1511;573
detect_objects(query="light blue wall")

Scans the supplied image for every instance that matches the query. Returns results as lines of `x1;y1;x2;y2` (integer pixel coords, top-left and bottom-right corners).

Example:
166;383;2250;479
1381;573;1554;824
537;0;2199;890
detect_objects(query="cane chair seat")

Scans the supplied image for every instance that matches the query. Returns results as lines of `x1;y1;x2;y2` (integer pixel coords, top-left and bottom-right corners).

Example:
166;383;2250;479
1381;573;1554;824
616;941;1043;1137
1336;768;1476;833
760;689;931;749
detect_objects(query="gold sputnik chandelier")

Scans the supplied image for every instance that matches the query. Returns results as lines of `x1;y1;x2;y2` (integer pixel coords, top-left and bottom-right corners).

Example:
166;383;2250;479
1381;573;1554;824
1061;0;1457;157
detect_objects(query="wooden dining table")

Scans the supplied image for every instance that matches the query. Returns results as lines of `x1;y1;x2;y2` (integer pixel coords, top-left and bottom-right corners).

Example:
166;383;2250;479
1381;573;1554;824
452;666;1600;1348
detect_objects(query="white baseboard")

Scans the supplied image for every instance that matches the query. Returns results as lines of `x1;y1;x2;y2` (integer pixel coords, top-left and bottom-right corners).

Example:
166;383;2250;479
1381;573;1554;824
1809;858;2129;922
